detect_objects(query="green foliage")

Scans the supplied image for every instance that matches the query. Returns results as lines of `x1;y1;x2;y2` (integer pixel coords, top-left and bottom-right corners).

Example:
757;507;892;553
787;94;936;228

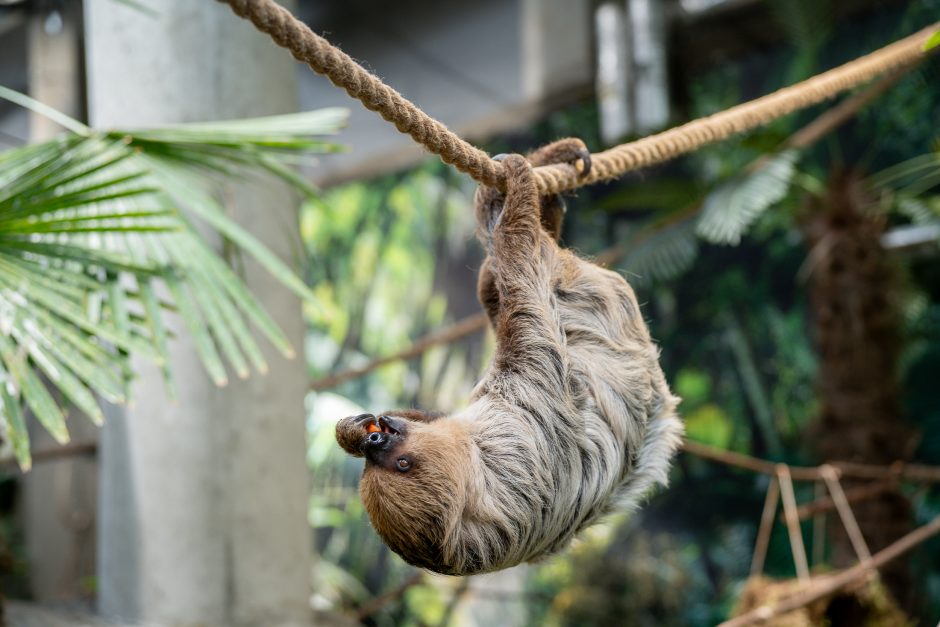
685;404;733;449
303;166;486;623
696;150;801;245
768;0;832;84
525;524;729;627
303;163;483;409
298;3;940;624
621;213;699;285
0;86;346;468
924;28;940;51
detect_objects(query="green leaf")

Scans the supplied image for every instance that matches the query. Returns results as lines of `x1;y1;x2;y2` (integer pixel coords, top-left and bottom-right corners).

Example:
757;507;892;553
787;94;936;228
110;0;160;17
24;311;128;405
0;85;90;136
177;241;269;374
141;158;319;304
186;241;293;359
0;334;69;444
109;277;135;398
674;369;711;408
594;178;703;213
160;236;251;380
684;403;733;449
140;281;177;399
0;364;32;470
621;216;700;285
0;90;345;458
868;153;939;189
696;150;800;245
165;275;228;387
924;28;940;52
0;259;161;359
17;335;105;426
119;108;347;139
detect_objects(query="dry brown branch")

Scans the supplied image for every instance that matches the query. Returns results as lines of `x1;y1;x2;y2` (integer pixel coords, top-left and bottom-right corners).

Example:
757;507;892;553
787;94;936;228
750;476;780;577
777;465;810;582
310;313;488;391
681;440;940;484
720;514;940;627
793;478;897;521
820;465;872;563
0;440;97;470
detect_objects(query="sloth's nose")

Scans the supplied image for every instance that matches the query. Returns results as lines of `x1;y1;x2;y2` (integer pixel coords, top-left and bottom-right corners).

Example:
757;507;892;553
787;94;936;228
362;430;387;451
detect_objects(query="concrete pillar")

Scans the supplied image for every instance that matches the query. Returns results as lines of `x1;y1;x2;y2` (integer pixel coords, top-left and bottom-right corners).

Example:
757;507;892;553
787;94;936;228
22;0;98;604
521;0;592;102
596;2;632;144
85;1;311;624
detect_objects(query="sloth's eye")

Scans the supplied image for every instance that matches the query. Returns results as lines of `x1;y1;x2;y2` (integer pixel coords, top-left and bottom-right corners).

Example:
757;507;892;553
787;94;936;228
396;457;412;472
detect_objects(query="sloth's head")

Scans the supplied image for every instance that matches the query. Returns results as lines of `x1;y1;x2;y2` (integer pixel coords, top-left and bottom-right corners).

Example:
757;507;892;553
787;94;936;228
335;410;472;573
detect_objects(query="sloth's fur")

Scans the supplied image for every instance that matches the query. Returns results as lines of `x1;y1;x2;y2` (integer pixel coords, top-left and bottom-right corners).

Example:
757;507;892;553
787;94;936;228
336;140;683;576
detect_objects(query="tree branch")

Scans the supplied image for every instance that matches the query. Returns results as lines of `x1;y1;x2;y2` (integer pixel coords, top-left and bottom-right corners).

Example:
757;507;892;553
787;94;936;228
720;514;940;627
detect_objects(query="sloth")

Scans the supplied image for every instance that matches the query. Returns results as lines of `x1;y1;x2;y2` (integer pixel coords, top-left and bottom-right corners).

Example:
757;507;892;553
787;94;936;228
336;139;683;576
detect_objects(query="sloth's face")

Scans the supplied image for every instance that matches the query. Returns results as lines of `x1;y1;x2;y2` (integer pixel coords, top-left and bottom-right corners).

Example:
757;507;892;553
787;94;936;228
335;411;470;572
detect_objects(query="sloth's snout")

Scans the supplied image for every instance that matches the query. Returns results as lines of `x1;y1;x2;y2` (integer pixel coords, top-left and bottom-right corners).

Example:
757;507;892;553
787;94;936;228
336;413;377;457
336;412;406;461
364;431;387;447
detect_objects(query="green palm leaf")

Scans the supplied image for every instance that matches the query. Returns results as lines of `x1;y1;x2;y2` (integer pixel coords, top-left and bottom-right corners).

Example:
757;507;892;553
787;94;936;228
0;86;347;468
696;150;800;245
621;213;700;285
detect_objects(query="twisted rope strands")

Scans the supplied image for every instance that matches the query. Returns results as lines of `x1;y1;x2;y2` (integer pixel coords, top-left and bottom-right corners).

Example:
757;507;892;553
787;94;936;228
218;0;502;187
218;0;936;194
534;23;938;194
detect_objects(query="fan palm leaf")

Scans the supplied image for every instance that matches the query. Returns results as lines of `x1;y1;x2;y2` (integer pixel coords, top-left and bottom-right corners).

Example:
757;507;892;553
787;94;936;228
696;149;801;245
0;86;346;469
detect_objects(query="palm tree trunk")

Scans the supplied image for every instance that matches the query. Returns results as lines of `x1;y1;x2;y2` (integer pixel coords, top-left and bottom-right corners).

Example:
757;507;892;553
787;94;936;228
800;170;915;605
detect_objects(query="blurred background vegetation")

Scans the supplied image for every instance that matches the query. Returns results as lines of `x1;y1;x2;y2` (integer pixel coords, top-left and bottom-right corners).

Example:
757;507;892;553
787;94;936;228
0;0;937;625
302;1;940;625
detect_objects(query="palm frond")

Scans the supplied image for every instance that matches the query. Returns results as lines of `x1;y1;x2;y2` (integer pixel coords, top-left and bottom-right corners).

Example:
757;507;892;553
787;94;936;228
696;150;800;245
768;0;832;56
869;152;940;197
0;86;347;468
621;212;700;286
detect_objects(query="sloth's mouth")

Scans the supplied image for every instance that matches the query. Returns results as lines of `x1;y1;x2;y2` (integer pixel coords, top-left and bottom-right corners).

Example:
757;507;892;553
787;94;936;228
365;416;400;437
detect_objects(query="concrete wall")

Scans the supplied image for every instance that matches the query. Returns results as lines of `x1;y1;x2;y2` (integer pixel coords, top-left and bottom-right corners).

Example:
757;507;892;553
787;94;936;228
0;10;28;150
85;1;312;624
4;1;100;605
298;0;593;185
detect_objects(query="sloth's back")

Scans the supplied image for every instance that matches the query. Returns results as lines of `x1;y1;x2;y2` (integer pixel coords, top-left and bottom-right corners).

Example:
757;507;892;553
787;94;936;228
461;250;682;572
552;253;683;522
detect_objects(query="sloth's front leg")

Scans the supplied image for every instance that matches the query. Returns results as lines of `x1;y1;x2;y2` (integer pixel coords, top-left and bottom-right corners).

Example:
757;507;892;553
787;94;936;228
527;138;591;241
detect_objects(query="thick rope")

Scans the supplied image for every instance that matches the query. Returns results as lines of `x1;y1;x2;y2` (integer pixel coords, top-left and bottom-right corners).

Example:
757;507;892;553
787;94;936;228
535;23;938;193
218;0;936;194
306;66;914;395
218;0;500;187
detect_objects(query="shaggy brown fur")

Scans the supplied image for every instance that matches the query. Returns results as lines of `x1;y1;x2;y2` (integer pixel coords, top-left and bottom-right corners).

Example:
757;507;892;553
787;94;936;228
336;139;683;576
